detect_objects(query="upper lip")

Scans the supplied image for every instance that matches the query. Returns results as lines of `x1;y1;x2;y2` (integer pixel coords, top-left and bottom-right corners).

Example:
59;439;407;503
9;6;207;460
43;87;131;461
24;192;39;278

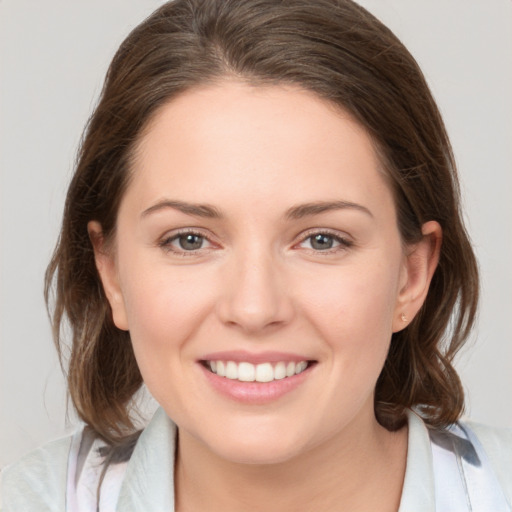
199;350;315;365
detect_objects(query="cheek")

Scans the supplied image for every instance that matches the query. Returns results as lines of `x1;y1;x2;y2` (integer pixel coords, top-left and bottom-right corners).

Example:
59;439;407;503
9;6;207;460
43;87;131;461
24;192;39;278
118;260;218;370
295;257;401;357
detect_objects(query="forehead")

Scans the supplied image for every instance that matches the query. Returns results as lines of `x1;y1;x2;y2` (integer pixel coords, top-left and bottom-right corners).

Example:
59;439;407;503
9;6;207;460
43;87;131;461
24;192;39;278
127;81;395;218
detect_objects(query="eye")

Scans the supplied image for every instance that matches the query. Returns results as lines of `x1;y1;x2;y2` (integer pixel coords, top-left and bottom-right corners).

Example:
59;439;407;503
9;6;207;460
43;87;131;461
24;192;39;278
308;233;337;250
159;230;213;254
174;233;206;251
298;231;353;252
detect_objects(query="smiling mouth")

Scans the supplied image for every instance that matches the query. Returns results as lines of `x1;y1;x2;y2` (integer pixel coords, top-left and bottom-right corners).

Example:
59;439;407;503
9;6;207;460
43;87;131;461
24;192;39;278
201;360;315;383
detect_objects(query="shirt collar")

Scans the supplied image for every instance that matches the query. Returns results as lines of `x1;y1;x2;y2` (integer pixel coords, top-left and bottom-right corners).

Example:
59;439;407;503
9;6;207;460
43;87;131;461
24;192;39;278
398;409;436;511
116;407;177;511
116;407;435;511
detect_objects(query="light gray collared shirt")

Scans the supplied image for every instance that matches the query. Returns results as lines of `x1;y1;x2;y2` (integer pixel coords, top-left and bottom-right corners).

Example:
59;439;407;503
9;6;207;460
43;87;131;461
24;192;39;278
2;408;511;511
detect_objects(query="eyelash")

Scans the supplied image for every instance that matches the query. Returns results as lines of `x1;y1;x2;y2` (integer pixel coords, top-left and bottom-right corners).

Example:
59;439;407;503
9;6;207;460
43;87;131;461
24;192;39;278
158;228;353;257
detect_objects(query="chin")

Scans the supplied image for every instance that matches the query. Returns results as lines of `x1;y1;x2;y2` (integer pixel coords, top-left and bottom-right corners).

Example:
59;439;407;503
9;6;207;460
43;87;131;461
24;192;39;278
200;421;311;466
213;440;303;466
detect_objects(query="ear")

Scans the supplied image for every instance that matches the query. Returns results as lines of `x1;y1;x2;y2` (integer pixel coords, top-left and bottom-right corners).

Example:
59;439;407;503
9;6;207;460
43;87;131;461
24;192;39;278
392;221;442;332
88;221;129;331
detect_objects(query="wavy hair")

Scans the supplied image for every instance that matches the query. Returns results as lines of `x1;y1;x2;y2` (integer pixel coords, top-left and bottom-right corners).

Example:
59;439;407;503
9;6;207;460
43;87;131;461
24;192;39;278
46;0;479;452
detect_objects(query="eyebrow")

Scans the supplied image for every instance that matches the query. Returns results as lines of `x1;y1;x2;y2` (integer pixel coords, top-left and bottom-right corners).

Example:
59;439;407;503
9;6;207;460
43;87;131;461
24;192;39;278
285;200;373;220
141;199;373;220
141;200;223;219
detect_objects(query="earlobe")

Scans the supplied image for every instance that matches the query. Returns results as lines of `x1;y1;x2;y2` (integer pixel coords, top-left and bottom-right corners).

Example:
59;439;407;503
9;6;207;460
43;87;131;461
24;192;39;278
393;221;442;332
87;221;129;331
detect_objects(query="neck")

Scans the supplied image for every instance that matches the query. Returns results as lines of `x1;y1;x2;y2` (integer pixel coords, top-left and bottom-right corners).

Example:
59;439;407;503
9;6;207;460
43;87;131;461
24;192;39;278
175;410;408;512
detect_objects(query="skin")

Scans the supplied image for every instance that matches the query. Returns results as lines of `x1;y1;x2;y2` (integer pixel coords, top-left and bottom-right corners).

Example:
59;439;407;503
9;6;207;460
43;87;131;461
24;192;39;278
90;81;441;511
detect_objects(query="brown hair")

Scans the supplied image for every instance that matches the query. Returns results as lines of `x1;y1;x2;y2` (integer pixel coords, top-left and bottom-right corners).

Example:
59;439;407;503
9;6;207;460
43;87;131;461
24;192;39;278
46;0;479;449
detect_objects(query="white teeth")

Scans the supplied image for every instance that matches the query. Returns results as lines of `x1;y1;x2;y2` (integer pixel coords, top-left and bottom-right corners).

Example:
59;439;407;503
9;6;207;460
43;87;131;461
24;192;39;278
238;362;255;382
274;362;286;380
226;361;238;379
216;361;226;377
295;361;308;374
206;360;310;382
255;363;274;383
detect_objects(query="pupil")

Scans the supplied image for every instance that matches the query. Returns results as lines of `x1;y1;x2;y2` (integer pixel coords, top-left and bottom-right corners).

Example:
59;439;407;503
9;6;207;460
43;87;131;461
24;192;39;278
311;234;333;250
179;234;203;250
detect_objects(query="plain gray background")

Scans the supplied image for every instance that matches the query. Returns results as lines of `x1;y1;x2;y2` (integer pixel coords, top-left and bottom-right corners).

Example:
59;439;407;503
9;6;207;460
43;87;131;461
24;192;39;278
1;0;511;470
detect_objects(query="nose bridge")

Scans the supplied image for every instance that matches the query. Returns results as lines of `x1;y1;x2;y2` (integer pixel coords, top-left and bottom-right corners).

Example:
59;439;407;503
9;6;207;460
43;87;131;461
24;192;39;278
218;240;293;333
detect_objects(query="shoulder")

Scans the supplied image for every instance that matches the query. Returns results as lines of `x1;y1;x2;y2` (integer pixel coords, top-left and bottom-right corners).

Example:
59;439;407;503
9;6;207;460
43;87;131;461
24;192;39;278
1;431;76;511
1;425;129;512
462;419;512;501
1;410;173;512
402;410;512;511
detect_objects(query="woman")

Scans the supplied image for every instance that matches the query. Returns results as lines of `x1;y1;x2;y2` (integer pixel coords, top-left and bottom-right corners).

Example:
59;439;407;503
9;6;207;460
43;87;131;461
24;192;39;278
3;0;511;510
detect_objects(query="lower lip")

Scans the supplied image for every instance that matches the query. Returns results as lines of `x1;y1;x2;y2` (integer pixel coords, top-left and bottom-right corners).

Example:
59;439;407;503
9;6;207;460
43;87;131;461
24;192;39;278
199;363;315;405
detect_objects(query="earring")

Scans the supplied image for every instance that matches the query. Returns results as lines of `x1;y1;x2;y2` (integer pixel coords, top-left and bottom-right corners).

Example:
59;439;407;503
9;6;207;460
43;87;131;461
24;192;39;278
400;313;407;322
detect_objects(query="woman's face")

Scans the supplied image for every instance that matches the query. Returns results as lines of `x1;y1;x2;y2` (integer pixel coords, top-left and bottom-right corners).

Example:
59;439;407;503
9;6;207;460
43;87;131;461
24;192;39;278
93;81;435;465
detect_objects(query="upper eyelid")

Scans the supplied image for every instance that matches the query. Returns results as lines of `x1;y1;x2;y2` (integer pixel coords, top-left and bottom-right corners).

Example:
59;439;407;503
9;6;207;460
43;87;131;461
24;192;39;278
161;227;212;240
299;227;348;237
296;228;353;243
159;227;352;239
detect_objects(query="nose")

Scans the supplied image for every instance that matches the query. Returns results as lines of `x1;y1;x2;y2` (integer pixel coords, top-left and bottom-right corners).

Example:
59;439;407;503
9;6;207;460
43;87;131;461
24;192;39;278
216;248;294;334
